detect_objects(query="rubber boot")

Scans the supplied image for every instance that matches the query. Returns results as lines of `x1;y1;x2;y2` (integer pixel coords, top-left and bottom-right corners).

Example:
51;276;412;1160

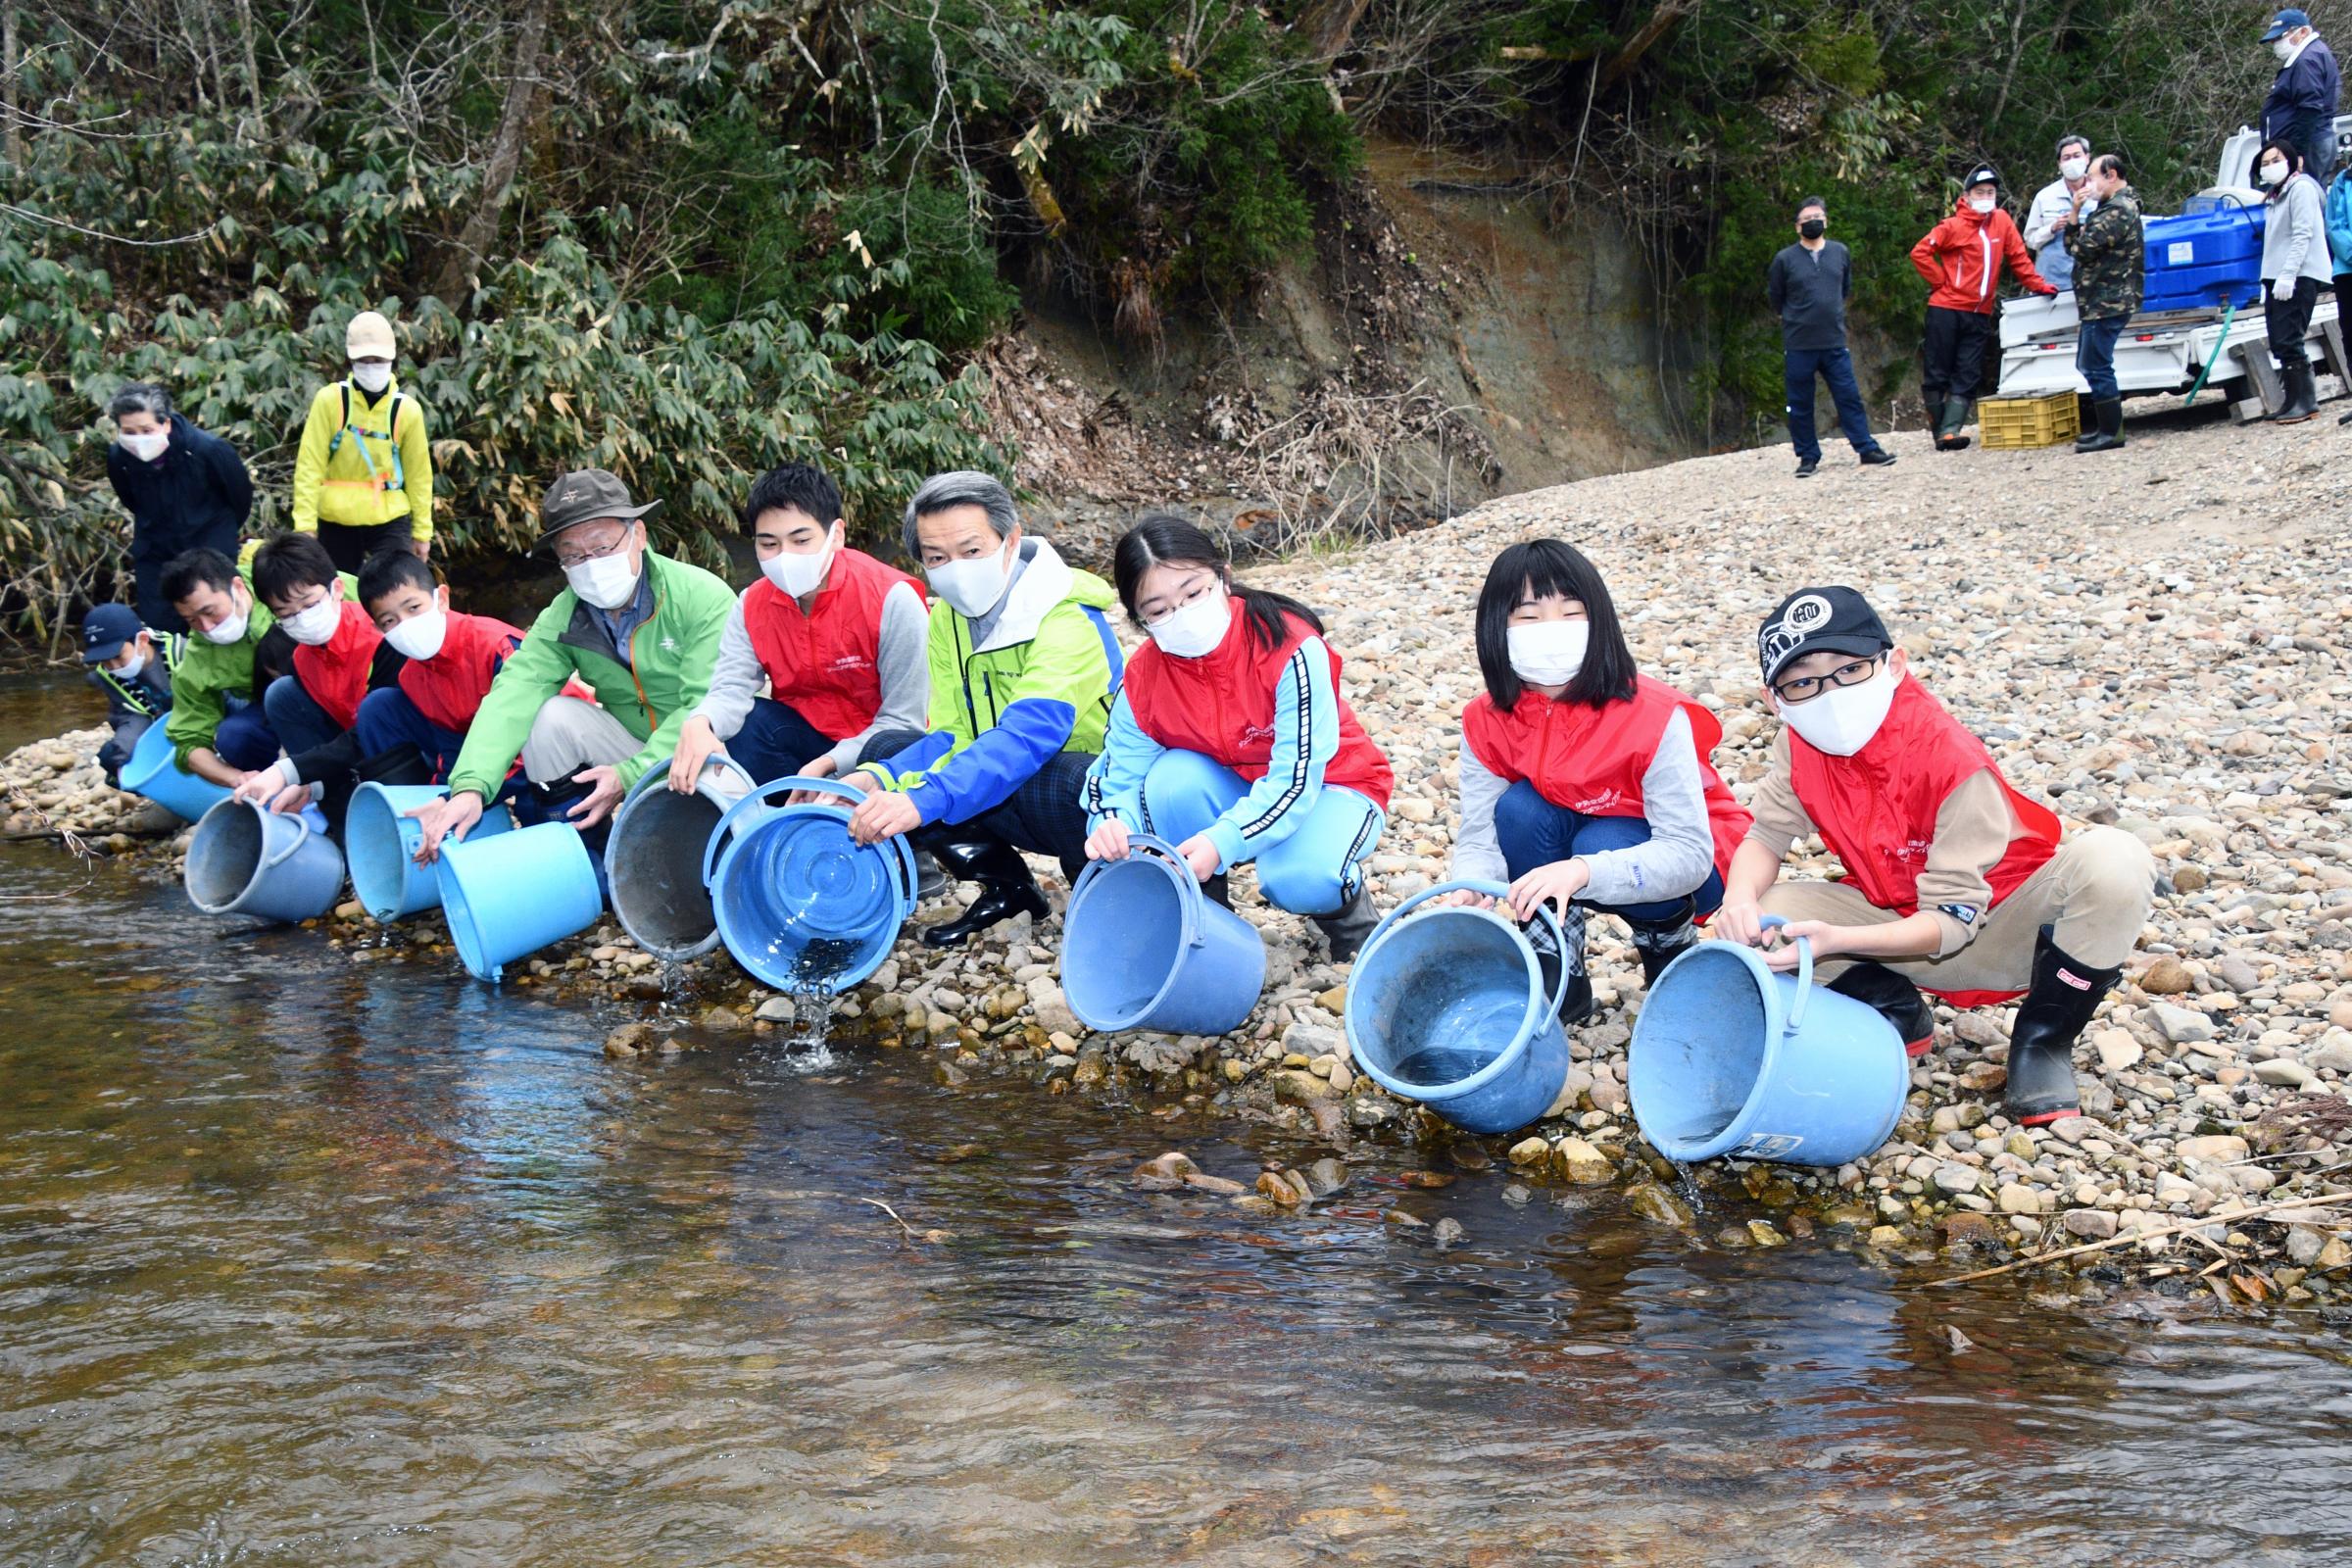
1936;397;1974;451
1923;398;1946;449
2273;361;2320;424
1625;899;1697;990
1528;905;1594;1027
2003;935;2121;1126
2074;397;2126;453
919;838;1048;948
1312;884;1378;963
910;849;948;903
1828;961;1936;1058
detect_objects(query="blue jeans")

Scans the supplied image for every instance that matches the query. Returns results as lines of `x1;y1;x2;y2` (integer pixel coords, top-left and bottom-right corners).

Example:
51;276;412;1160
264;673;344;758
2076;315;2125;403
1137;749;1386;915
1784;344;1881;464
212;700;280;772
724;697;923;788
1494;779;1722;922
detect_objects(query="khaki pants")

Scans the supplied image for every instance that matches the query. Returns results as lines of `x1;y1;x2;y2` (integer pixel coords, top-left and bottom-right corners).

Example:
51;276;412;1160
1757;826;2155;996
518;696;641;784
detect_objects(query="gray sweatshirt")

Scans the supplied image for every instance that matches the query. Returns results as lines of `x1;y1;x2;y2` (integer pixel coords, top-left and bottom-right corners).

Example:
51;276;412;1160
2263;172;2335;287
692;579;930;773
1448;707;1717;906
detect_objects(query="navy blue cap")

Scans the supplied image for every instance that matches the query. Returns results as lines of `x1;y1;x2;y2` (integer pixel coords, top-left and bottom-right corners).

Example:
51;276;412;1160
1758;586;1892;683
2264;9;2310;40
80;603;143;664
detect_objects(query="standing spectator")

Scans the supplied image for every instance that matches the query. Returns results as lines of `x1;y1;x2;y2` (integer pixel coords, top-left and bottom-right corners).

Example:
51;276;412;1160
2255;139;2331;424
2327;131;2352;424
1766;196;1897;479
2262;9;2340;182
103;382;252;633
2023;133;2094;289
1909;165;2060;452
290;309;434;572
2064;154;2143;454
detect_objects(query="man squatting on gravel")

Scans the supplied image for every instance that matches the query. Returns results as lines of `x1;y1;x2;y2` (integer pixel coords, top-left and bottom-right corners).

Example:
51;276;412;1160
1712;586;2158;1126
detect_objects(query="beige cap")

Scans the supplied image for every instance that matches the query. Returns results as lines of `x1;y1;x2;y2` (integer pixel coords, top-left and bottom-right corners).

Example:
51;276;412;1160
346;311;397;360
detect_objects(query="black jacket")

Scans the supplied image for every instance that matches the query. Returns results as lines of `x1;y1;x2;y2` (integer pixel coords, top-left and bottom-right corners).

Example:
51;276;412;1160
105;414;253;564
1767;240;1853;353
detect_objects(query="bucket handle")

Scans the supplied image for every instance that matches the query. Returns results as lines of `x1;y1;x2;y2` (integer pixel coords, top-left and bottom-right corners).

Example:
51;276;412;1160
692;753;761;808
1357;877;1571;1024
1757;913;1814;1034
700;774;918;914
259;806;315;870
1072;831;1205;950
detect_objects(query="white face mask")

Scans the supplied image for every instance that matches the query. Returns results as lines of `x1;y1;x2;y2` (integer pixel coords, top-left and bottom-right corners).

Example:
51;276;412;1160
760;527;838;599
202;601;250;646
1777;662;1900;757
281;596;342;647
566;552;641;611
110;647;149;683
119;428;171;463
1506;619;1590;687
2275;37;2298;62
384;609;449;661
2260;160;2289;186
927;539;1014;619
351;362;392;395
1146;583;1232;659
2059;156;2088;180
1968;195;1997;215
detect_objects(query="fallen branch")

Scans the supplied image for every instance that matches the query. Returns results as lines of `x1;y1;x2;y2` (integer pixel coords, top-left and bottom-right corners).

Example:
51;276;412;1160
1928;1191;2349;1288
854;1196;918;1241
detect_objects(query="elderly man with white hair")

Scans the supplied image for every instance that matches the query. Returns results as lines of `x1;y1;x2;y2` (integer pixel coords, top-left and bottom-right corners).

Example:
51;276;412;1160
839;470;1124;949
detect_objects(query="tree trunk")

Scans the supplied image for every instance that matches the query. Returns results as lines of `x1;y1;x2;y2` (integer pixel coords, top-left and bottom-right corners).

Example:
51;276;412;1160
1296;0;1374;61
3;7;20;172
231;0;267;126
435;0;551;304
1597;0;1692;89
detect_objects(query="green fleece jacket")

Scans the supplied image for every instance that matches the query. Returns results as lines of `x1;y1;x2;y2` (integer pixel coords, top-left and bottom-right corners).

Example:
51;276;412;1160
165;571;276;769
446;550;734;800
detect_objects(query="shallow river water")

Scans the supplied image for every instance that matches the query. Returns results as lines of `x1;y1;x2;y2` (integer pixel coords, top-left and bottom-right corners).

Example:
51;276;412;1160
3;682;2351;1565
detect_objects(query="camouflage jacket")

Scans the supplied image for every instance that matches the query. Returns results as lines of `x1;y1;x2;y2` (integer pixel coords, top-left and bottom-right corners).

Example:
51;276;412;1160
2064;184;2144;321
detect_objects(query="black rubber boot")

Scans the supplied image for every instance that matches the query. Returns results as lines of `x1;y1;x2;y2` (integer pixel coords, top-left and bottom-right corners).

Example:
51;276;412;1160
1312;884;1378;963
1936;397;1974;451
2273;362;2320;424
1203;873;1232;910
919;838;1048;948
1625;899;1697;989
1528;906;1594;1027
1828;961;1936;1057
2072;396;2125;453
2004;935;2120;1126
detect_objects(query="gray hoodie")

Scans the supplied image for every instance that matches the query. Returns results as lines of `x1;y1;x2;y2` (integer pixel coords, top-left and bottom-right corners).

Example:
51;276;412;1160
2263;171;2335;287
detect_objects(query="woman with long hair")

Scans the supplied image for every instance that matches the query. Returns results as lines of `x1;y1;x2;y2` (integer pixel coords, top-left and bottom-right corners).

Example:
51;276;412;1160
1444;539;1752;1022
1080;514;1393;960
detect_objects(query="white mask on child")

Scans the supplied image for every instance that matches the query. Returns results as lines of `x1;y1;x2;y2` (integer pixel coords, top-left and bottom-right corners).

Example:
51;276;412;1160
280;597;342;647
1146;584;1233;659
111;647;149;683
1777;663;1901;757
384;610;448;661
1506;620;1589;686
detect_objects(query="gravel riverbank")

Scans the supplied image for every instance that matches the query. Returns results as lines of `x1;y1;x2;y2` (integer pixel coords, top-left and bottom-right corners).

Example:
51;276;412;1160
12;402;2352;1309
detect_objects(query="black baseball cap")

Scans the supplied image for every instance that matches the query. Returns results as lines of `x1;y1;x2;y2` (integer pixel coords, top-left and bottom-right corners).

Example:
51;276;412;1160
1757;586;1893;683
536;467;662;546
1964;164;2001;189
80;603;143;664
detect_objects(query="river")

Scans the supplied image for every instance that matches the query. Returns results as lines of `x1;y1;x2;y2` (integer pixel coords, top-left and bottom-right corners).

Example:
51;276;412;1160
3;675;2351;1565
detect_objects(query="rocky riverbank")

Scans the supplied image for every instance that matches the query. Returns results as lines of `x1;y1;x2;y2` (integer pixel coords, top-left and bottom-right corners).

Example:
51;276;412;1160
12;402;2352;1311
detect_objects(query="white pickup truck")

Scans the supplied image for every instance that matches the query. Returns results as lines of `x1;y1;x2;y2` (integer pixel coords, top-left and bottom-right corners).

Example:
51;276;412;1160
1994;120;2349;418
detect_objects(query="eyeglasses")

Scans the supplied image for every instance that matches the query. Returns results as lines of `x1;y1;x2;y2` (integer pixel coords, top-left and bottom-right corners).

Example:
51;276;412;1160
554;523;634;570
1772;654;1883;704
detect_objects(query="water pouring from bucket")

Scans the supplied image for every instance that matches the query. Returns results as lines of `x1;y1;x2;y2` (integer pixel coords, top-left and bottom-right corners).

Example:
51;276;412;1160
704;776;916;995
1627;914;1908;1168
1344;880;1573;1136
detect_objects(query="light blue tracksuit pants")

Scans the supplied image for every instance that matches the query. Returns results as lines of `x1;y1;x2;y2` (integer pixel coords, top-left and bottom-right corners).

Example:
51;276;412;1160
1139;748;1385;915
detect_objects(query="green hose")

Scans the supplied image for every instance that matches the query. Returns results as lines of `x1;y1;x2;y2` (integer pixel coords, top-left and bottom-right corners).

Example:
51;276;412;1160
2182;296;2238;407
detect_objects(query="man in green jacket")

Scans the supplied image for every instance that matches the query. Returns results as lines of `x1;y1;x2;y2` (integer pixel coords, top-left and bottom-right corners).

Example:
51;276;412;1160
841;470;1123;948
407;469;733;859
160;547;284;785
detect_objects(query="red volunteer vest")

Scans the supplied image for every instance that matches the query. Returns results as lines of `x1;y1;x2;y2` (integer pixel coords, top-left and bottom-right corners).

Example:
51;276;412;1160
1788;674;2062;1004
742;548;925;742
292;598;382;731
1122;600;1394;809
1461;673;1752;879
397;612;529;736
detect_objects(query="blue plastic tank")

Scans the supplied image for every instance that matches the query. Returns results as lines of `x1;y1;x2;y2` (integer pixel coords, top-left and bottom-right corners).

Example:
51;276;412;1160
2141;200;2265;313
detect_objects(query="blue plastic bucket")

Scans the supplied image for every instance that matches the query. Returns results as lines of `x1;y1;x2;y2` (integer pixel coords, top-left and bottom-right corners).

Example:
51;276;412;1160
120;720;232;823
436;820;605;983
184;798;347;924
703;776;915;994
605;755;759;960
1345;880;1573;1136
346;782;514;923
1062;833;1267;1035
1627;916;1908;1167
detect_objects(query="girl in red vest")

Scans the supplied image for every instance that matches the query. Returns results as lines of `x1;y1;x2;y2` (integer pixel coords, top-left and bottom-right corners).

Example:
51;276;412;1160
670;463;930;790
1444;539;1753;1023
1080;515;1394;960
1718;585;2156;1124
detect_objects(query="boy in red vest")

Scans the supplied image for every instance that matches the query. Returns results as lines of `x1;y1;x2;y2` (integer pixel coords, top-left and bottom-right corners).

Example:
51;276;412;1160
349;549;542;790
236;531;400;813
669;463;929;790
1714;586;2155;1125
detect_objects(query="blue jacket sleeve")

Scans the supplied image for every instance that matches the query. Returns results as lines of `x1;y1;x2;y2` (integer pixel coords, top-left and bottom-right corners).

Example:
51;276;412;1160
1201;637;1338;870
1080;692;1162;833
902;694;1078;825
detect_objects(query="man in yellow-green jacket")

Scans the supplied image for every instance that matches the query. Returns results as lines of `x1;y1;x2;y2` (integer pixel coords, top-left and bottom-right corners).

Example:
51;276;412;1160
291;310;433;572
